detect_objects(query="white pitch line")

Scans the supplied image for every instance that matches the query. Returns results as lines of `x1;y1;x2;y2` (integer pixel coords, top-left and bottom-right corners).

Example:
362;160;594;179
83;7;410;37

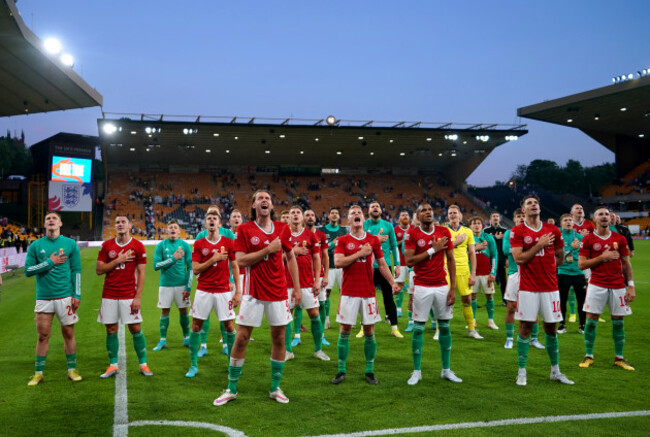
303;410;650;437
113;323;129;437
129;420;248;436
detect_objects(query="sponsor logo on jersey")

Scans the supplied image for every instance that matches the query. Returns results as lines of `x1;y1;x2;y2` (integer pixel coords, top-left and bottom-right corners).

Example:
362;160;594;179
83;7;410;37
346;242;356;251
524;236;533;244
417;239;426;248
109;250;117;258
593;243;602;251
251;236;260;245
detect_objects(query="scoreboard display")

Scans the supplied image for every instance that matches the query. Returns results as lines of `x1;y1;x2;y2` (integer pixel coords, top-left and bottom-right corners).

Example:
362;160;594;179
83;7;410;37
51;156;92;183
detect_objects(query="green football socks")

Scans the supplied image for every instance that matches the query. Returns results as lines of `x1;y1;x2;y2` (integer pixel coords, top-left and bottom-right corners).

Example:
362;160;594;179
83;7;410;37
364;334;377;374
131;330;147;365
517;335;530;369
337;332;350;373
584;318;598;357
438;321;452;370
612;319;625;358
412;322;425;370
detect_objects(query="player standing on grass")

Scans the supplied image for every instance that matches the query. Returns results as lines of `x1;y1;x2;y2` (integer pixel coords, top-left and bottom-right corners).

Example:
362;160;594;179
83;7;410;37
363;201;402;338
510;195;573;386
195;205;236;357
96;215;152;378
283;206;328;361
304;209;331;346
321;207;348;329
185;210;241;378
445;205;482;339
405;204;462;385
152;220;193;351
331;205;401;385
24;211;82;386
394;210;415;318
468;216;499;330
578;206;635;371
557;214;586;334
214;190;300;405
483;212;508;305
570;203;594;322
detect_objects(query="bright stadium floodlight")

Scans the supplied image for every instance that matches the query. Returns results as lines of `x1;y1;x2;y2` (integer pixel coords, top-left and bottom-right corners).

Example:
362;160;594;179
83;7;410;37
326;115;336;126
444;134;458;141
60;53;74;67
102;123;117;135
44;38;62;55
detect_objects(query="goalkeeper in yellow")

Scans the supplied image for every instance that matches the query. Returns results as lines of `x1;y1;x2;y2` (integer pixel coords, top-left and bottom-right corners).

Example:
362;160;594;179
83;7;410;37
445;205;482;339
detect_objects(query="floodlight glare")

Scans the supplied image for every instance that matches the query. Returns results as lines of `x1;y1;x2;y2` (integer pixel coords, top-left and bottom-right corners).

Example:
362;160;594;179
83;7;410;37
60;53;74;67
326;115;336;126
103;123;117;135
43;38;62;55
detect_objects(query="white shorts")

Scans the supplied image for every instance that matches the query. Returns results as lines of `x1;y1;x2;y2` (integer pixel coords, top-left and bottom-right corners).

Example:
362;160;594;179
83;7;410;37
408;270;416;295
98;298;143;325
288;287;319;310
584;268;591;280
473;275;495;295
515;290;562;323
504;272;520;302
318;279;327;302
34;297;79;326
395;265;407;283
583;284;632;317
236;295;292;327
412;285;453;322
326;268;343;291
190;289;236;322
336;295;382;326
158;286;190;309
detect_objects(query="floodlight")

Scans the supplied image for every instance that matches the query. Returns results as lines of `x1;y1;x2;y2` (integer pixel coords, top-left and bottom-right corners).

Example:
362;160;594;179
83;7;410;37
43;38;62;55
326;115;336;126
60;53;74;67
102;123;117;135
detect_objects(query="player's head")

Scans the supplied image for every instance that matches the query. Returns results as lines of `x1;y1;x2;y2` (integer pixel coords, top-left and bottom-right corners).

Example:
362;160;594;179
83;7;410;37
398;210;410;225
205;210;221;231
513;208;525;226
114;214;131;236
348;205;364;227
412;210;420;227
251;190;274;221
610;211;619;225
368;201;382;219
304;209;316;228
289;205;304;226
280;210;290;224
229;209;243;230
490;211;500;226
44;211;62;233
469;216;484;234
520;195;540;217
447;205;461;224
570;203;584;220
328;207;340;225
593;205;611;228
167;219;180;240
416;203;434;226
559;213;573;230
547;217;556;225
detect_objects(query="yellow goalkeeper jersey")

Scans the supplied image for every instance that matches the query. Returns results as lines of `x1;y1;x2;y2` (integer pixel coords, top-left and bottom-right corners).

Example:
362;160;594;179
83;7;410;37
446;224;475;271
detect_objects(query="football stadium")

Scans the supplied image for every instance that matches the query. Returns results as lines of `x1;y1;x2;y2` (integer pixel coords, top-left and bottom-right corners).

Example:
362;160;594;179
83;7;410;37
1;1;649;436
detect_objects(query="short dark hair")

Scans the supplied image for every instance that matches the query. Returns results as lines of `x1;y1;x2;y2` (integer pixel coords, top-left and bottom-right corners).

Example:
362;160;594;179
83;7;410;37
513;208;524;218
469;216;484;225
329;207;340;214
289;205;303;213
520;194;540;208
167;219;179;226
45;211;62;220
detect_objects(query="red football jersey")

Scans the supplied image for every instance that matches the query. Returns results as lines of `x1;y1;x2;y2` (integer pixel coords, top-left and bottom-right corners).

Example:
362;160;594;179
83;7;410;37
475;251;492;276
284;228;320;288
192;236;236;293
314;228;329;278
235;220;293;301
98;237;147;299
395;224;415;265
404;226;452;287
509;222;563;292
334;233;383;298
573;219;595;235
579;231;628;288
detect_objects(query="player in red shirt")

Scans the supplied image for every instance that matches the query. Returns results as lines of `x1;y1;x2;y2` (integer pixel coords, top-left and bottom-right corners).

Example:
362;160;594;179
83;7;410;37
404;203;462;385
214;191;300;406
510;195;573;386
571;204;595;236
578;206;636;371
331;205;400;386
185;210;241;378
283;206;328;361
394;210;415;319
305;209;331;346
96;215;151;378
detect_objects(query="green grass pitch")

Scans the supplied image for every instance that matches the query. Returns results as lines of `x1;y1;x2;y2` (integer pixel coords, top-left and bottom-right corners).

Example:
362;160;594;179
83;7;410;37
1;241;649;436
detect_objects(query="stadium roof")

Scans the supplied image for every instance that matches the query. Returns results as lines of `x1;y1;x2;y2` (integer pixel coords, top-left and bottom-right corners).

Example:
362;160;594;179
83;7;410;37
98;113;527;186
0;0;102;117
517;75;650;174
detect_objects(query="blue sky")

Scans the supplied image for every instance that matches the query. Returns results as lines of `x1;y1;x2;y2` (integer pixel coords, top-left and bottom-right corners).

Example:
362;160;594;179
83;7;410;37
3;0;647;185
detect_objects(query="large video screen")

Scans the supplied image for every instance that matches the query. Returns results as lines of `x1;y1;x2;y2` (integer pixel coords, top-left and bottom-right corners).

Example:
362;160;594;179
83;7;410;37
51;156;92;183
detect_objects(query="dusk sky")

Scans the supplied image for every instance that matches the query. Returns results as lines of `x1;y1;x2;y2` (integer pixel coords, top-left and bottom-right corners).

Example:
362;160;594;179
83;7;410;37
2;0;647;186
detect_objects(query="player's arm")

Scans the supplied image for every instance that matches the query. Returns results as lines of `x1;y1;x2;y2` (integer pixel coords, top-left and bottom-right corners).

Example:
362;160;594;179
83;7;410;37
554;246;564;267
96;249;133;275
321;246;329;288
192;250;227;275
153;243;175;271
69;243;82;310
24;244;55;276
131;263;146;312
235;238;281;268
334;249;366;268
468;244;477;286
502;231;511;255
445;248;456;306
621;256;635;303
230;260;242;307
183;244;193;296
487;235;498;277
511;233;554;265
311;250;321;295
388;227;399;275
377;257;400;294
285;249;301;306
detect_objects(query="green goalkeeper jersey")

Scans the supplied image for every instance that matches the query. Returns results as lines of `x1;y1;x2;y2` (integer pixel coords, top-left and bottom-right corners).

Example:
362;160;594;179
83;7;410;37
502;229;518;276
153;238;193;290
25;235;81;300
320;224;348;267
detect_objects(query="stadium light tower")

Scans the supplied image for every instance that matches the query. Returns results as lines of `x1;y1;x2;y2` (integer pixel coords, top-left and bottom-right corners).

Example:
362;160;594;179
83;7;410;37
326;115;337;126
43;37;62;55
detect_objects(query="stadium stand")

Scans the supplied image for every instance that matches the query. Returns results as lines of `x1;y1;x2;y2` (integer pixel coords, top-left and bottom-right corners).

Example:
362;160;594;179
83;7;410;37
601;161;650;197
